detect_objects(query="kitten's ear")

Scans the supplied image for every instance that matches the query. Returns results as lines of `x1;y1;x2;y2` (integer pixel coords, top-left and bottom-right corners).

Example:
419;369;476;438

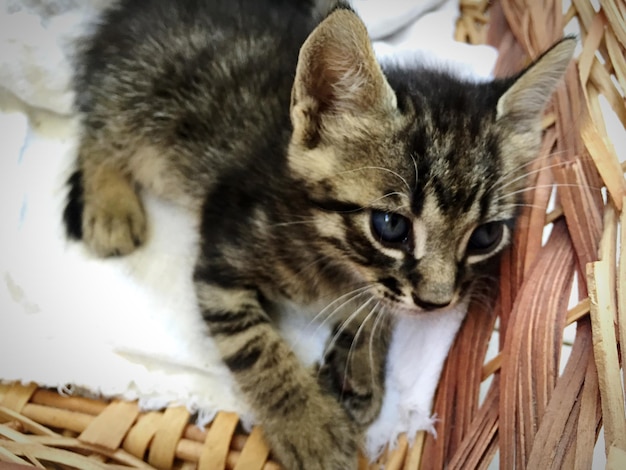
290;8;397;144
497;38;576;125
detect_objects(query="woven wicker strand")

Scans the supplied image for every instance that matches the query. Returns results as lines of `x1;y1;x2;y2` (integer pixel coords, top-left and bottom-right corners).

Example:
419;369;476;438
421;1;626;470
0;383;279;469
2;0;625;468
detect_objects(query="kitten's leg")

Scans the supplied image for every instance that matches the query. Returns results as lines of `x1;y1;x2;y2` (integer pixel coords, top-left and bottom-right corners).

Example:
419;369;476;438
318;306;393;427
71;137;147;257
196;282;360;470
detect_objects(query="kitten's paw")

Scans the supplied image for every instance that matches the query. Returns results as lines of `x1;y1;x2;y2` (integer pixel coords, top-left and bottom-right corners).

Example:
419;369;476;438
82;186;147;257
265;396;360;470
339;371;384;427
317;349;384;427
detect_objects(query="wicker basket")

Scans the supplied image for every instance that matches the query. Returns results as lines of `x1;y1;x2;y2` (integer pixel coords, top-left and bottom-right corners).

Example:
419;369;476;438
2;0;625;468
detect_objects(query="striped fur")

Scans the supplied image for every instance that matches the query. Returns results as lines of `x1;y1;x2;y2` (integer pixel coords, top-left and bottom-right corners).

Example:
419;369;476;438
64;1;574;467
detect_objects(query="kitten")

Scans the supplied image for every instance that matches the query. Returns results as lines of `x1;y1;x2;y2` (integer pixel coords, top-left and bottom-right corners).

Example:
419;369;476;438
63;0;574;468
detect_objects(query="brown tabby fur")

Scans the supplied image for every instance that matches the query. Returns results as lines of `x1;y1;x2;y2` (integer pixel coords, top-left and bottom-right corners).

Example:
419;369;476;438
63;1;574;467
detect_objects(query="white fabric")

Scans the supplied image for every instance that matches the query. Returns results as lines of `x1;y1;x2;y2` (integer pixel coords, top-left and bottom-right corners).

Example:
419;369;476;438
0;0;497;458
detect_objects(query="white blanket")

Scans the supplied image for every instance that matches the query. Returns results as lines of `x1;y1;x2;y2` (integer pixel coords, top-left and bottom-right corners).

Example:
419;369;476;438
0;0;497;458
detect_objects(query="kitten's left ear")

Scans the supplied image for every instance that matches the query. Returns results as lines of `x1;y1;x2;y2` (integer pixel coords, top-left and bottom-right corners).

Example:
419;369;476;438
290;7;397;146
497;38;576;125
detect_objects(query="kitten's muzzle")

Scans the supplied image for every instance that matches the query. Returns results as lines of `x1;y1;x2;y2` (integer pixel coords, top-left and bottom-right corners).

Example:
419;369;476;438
409;276;466;312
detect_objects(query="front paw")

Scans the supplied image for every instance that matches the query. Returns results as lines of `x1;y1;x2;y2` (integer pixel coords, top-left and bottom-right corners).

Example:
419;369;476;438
264;394;360;470
317;348;384;427
82;188;147;257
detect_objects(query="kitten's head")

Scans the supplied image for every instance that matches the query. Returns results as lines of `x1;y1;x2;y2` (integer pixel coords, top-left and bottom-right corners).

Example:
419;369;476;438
288;7;574;312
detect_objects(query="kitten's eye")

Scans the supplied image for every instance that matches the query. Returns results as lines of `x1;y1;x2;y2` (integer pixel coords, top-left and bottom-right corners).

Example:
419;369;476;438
467;221;504;255
371;211;411;245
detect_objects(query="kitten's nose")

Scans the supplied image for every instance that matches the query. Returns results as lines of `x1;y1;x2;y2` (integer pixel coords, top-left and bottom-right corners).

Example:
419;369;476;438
412;294;451;311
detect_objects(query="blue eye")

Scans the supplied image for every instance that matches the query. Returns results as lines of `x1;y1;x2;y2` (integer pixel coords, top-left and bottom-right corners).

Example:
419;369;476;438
467;221;504;254
371;211;411;244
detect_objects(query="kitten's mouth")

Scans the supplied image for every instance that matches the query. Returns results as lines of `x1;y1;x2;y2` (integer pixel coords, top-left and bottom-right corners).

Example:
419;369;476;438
379;297;460;316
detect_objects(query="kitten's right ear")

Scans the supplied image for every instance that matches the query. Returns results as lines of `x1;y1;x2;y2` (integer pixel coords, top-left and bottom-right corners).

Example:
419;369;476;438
497;38;576;127
290;8;397;146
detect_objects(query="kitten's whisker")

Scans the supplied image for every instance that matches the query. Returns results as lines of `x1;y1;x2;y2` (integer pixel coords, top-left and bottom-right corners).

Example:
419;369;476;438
493;183;603;202
498;203;551;211
340;301;381;401
368;306;387;389
367;192;407;207
320;297;376;364
307;280;371;305
489;155;550;189
490;153;597;194
488;154;574;190
489;159;568;194
307;286;375;333
335;166;412;194
316;299;374;384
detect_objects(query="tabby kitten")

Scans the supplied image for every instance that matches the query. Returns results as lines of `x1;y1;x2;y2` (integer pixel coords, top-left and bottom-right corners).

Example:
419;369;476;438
63;0;574;468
